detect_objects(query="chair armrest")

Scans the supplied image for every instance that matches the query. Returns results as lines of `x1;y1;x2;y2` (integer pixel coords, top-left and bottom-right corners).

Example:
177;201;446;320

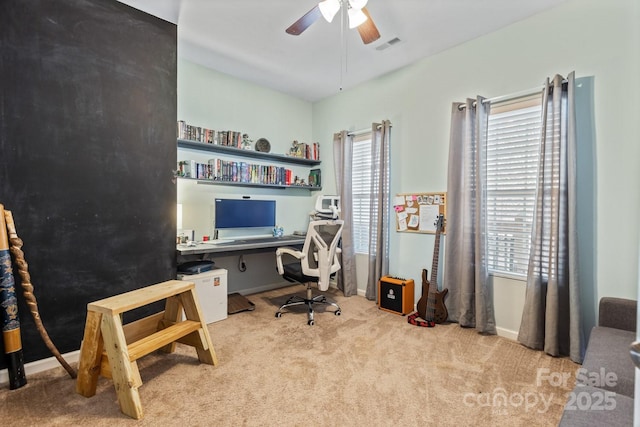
275;247;305;275
599;297;637;332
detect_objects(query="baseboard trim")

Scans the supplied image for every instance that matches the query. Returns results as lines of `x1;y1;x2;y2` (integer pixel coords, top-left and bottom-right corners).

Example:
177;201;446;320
496;326;518;341
0;350;80;386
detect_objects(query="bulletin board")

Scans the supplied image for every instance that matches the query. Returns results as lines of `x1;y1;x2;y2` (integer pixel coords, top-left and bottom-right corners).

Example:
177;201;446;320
393;192;447;234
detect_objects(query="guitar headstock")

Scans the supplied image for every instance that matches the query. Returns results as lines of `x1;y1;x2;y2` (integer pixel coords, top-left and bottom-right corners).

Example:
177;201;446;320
435;214;445;233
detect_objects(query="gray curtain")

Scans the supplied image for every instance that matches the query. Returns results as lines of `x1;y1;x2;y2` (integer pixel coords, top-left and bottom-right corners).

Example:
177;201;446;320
365;120;391;300
518;73;583;363
333;130;358;296
443;97;496;334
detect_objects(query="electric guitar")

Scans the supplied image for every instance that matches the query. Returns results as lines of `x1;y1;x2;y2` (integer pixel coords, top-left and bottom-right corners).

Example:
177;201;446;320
416;214;448;324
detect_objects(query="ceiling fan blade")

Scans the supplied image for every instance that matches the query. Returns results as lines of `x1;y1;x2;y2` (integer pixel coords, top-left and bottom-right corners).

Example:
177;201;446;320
357;7;380;44
286;5;322;36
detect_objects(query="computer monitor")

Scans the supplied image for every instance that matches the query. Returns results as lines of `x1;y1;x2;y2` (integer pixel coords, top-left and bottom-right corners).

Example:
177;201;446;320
214;198;276;229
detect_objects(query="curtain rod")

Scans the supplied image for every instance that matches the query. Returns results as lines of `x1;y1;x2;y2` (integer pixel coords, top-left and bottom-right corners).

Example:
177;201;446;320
458;78;568;110
347;123;392;136
348;128;370;136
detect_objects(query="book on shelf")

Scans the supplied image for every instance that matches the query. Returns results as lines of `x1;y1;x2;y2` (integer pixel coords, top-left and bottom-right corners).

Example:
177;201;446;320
308;168;321;187
289;141;321;160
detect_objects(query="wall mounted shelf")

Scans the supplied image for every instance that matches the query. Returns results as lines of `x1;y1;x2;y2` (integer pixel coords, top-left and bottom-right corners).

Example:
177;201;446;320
177;139;322;192
177;139;321;166
178;177;321;191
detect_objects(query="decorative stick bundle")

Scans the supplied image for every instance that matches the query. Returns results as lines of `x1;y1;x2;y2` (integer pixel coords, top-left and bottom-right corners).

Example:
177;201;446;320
1;204;77;388
0;204;27;389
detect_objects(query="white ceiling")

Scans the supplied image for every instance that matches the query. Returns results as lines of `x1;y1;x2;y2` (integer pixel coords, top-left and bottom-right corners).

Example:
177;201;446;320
118;0;567;102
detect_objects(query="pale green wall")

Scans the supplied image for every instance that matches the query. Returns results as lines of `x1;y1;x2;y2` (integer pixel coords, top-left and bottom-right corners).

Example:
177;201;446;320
177;0;640;336
177;59;317;238
312;0;640;336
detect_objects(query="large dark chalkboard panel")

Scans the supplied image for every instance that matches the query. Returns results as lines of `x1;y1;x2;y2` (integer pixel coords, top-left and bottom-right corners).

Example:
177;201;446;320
0;0;177;369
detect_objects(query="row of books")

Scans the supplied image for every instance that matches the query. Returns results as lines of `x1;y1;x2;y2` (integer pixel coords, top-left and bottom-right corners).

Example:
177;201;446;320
177;120;244;148
176;159;319;187
289;141;320;161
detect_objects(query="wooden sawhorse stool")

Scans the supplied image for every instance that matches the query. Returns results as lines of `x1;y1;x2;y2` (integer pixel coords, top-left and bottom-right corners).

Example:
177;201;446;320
75;280;218;419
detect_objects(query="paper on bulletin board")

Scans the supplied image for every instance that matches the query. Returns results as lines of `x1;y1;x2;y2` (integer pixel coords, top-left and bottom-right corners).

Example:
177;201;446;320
397;217;408;231
418;205;440;232
396;211;408;231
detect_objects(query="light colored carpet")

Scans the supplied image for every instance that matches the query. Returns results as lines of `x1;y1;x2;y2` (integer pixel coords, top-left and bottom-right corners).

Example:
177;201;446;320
0;285;578;426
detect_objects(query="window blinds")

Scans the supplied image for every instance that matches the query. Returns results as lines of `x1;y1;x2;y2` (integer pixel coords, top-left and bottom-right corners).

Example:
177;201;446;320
486;100;542;276
352;134;373;254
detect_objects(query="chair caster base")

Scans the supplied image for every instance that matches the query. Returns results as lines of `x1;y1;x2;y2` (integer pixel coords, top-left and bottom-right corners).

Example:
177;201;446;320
275;290;341;325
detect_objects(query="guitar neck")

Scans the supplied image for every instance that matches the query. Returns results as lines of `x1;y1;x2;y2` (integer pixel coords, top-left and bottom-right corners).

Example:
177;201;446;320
429;230;441;288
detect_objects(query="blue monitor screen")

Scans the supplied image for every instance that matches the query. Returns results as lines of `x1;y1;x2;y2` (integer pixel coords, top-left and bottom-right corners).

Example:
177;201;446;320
214;199;276;229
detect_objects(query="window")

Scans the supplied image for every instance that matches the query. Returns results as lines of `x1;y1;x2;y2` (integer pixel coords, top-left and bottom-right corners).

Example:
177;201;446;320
351;133;373;254
486;95;542;277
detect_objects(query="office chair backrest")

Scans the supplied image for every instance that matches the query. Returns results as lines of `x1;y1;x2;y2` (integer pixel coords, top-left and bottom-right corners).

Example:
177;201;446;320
301;219;344;291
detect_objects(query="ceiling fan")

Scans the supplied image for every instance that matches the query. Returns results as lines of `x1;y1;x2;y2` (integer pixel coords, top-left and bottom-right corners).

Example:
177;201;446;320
286;0;381;45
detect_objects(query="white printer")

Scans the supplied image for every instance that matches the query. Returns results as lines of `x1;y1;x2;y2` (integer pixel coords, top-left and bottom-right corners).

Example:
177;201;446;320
313;194;340;219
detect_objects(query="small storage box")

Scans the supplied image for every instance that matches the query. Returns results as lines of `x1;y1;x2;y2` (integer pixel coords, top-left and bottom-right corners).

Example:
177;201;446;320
178;268;228;323
378;276;415;315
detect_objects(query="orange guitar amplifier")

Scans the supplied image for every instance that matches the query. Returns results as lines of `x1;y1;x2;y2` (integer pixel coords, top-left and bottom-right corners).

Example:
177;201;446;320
378;276;415;315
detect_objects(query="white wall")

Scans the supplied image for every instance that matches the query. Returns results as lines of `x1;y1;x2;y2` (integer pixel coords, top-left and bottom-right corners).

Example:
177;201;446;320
312;0;640;337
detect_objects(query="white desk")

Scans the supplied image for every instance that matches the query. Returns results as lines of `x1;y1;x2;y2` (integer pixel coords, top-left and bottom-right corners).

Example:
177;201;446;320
177;235;306;295
176;235;305;256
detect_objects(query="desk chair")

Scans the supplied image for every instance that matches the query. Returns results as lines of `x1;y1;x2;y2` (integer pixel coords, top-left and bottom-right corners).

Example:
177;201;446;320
275;219;344;325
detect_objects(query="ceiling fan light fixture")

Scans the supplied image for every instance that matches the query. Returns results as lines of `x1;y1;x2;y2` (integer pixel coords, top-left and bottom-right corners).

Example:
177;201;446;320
348;0;368;10
347;7;368;29
318;0;340;23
